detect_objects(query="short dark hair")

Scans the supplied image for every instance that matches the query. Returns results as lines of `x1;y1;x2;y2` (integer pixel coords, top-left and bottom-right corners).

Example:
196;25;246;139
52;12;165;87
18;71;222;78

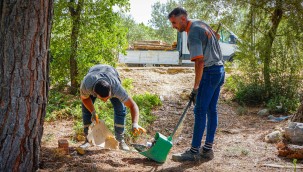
93;80;110;97
168;7;187;19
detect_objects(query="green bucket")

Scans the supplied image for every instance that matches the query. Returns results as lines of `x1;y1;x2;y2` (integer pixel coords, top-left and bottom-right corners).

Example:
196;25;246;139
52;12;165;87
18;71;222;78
139;132;173;163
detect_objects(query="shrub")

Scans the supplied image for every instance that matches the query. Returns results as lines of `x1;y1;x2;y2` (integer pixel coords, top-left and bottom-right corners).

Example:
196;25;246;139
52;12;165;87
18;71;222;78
122;78;134;93
46;89;81;121
267;95;299;113
133;92;162;125
224;75;241;93
235;83;266;106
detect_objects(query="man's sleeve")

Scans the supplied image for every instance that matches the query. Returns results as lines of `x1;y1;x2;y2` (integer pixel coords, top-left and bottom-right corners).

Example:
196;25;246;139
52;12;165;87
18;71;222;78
80;80;90;99
113;84;129;103
188;31;204;61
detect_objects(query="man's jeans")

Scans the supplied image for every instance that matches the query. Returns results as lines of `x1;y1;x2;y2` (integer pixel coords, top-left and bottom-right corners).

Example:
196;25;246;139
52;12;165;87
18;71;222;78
82;96;127;141
191;65;225;148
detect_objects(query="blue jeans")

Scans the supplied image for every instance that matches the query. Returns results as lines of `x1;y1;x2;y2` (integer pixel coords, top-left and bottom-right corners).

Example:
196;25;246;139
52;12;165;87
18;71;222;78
82;95;127;141
191;65;225;148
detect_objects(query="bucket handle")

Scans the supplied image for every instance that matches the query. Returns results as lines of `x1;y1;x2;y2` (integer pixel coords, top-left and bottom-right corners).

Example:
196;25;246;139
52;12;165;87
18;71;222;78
168;99;192;141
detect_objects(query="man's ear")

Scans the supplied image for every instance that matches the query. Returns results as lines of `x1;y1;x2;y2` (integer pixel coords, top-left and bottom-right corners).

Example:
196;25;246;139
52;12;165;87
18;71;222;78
181;15;187;22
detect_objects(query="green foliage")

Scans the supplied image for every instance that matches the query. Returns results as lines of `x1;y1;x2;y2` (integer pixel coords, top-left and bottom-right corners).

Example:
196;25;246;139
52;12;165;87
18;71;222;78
293;159;297;172
224;75;240;93
73;120;84;136
129;93;162;137
235;83;266;106
149;1;178;44
232;16;303;111
121;78;134;93
119;15;159;46
267;96;299;114
119;0;178;47
124;78;162;133
50;0;130;89
181;0;303;112
46;89;81;121
94;101;115;132
183;0;243;34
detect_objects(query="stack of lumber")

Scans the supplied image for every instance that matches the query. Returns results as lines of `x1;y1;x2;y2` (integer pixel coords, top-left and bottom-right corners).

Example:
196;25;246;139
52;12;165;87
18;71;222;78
133;40;173;50
172;41;177;49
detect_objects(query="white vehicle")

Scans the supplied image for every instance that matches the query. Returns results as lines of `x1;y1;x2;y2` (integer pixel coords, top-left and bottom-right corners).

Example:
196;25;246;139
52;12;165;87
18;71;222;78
119;25;239;66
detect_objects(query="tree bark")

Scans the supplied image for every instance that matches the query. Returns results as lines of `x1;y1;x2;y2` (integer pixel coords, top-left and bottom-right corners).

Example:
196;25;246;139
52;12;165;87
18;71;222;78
0;0;53;171
291;100;303;122
261;0;283;96
69;0;83;94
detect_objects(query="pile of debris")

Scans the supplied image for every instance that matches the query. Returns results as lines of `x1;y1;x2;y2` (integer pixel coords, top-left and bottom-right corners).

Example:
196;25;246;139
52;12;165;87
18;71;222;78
277;122;303;159
265;122;303;159
132;40;174;51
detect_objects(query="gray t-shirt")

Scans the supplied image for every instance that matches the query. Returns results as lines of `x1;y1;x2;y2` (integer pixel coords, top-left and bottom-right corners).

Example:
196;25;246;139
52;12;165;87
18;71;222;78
80;64;129;103
187;20;224;67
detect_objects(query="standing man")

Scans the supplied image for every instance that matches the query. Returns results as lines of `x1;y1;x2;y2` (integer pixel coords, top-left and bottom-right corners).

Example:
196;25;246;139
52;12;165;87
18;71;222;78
79;64;146;151
168;7;225;161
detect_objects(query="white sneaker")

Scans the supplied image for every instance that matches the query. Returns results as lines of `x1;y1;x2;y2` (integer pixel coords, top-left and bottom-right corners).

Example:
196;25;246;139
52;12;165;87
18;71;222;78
80;142;92;149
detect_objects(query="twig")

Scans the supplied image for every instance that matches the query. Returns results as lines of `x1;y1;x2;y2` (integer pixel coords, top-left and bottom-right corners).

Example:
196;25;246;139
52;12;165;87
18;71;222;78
262;164;303;169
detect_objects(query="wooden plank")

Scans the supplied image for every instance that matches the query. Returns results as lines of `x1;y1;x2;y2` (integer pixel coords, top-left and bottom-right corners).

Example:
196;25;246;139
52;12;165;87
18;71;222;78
133;47;173;50
134;40;163;44
132;40;174;50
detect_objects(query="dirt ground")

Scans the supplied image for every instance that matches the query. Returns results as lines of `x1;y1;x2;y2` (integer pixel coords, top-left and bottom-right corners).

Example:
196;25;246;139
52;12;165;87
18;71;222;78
39;67;302;172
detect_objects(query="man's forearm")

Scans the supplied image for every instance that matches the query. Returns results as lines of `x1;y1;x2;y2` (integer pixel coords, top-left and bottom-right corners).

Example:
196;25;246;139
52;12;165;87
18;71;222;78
81;96;95;113
130;105;139;124
124;98;139;124
194;58;204;89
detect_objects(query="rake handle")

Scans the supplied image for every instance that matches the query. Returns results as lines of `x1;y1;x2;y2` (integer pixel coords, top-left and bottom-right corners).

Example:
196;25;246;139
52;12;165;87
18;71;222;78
170;99;192;139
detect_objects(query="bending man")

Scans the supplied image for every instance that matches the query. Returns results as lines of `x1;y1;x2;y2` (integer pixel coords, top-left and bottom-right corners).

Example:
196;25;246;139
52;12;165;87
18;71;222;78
80;64;146;151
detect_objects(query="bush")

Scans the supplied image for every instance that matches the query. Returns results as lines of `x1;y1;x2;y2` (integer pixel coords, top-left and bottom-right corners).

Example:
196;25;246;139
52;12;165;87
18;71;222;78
267;95;299;113
122;78;134;93
235;83;266;106
73;120;84;136
224;75;241;93
46;89;81;121
133;92;162;125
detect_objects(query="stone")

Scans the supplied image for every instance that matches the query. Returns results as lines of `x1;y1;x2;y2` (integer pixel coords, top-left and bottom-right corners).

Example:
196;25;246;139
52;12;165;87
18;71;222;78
180;89;191;100
284;122;303;144
257;109;269;116
265;131;282;143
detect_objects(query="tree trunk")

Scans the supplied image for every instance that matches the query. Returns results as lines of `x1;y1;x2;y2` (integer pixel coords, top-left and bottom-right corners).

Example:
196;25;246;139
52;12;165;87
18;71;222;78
291;100;303;122
261;0;283;96
0;0;53;171
69;0;83;94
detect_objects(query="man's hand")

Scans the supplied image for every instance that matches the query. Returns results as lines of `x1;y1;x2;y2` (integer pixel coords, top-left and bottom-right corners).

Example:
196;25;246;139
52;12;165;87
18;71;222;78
132;123;146;136
91;111;99;124
189;89;198;104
